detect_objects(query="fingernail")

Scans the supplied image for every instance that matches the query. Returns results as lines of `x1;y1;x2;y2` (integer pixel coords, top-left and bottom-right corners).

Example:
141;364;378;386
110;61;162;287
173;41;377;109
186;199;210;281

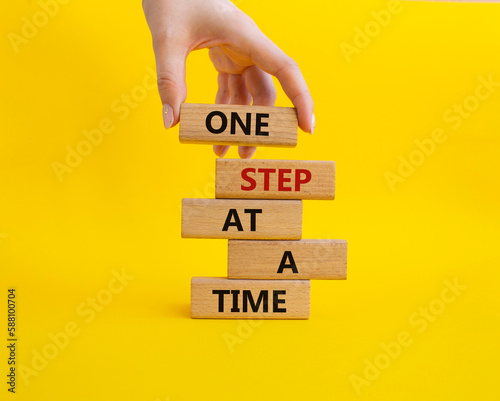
310;113;315;134
163;104;174;129
239;147;256;159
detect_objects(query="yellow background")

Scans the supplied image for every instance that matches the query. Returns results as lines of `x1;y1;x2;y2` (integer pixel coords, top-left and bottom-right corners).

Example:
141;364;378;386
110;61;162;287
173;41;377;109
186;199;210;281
2;1;500;400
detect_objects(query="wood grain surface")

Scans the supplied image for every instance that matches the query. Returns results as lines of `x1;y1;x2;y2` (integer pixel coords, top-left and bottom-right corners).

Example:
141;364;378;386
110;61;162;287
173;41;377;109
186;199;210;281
191;277;310;319
227;239;347;279
179;103;298;147
182;199;302;239
215;159;335;199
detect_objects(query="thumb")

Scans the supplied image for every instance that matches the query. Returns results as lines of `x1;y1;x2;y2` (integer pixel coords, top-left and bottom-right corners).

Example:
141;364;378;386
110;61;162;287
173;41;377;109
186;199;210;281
152;37;188;129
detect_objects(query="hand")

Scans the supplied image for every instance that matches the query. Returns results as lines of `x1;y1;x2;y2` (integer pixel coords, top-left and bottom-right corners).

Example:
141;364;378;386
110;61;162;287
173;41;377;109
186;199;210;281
142;0;314;158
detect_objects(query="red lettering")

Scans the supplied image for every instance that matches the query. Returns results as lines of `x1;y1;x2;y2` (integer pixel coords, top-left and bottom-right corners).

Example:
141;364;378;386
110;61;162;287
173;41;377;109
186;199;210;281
257;168;276;191
295;169;311;191
241;168;256;190
278;169;292;191
240;167;313;192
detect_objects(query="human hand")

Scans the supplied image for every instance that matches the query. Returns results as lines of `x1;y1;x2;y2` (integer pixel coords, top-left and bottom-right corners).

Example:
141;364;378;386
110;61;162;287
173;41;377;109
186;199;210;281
142;0;314;158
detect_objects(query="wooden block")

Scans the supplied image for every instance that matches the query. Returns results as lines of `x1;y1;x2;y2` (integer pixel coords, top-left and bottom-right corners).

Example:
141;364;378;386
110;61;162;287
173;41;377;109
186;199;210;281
179;103;298;147
182;199;302;239
227;239;347;280
215;159;335;200
191;277;310;319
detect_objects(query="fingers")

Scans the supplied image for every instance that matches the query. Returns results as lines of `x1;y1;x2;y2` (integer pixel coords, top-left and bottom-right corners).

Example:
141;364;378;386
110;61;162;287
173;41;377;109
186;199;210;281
209;46;247;75
244;66;277;107
229;74;252;105
228;74;257;159
237;66;276;159
213;73;257;159
274;58;315;134
213;72;231;158
238;146;256;159
213;145;230;158
238;27;314;133
151;33;188;129
215;71;230;104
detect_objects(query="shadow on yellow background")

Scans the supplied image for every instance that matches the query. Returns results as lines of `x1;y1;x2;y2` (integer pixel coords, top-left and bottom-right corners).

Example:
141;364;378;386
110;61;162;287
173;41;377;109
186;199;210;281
1;0;500;400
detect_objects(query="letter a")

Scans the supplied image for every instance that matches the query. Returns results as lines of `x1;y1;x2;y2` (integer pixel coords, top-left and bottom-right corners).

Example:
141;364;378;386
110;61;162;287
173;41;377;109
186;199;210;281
222;209;243;231
277;251;298;273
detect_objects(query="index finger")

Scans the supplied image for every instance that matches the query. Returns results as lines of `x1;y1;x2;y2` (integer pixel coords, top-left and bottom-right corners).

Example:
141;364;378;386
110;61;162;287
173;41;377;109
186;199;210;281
240;26;314;133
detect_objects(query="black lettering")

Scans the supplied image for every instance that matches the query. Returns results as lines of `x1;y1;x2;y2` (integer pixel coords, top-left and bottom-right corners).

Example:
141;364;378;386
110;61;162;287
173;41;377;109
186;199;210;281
244;209;262;231
212;290;230;312
242;290;268;312
255;113;269;136
273;290;286;313
231;290;240;312
222;209;243;231
206;111;227;134
231;112;251;135
277;251;298;274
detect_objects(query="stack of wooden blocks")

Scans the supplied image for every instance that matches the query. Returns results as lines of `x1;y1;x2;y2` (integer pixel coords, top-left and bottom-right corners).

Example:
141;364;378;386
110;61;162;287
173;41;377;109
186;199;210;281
179;103;348;319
